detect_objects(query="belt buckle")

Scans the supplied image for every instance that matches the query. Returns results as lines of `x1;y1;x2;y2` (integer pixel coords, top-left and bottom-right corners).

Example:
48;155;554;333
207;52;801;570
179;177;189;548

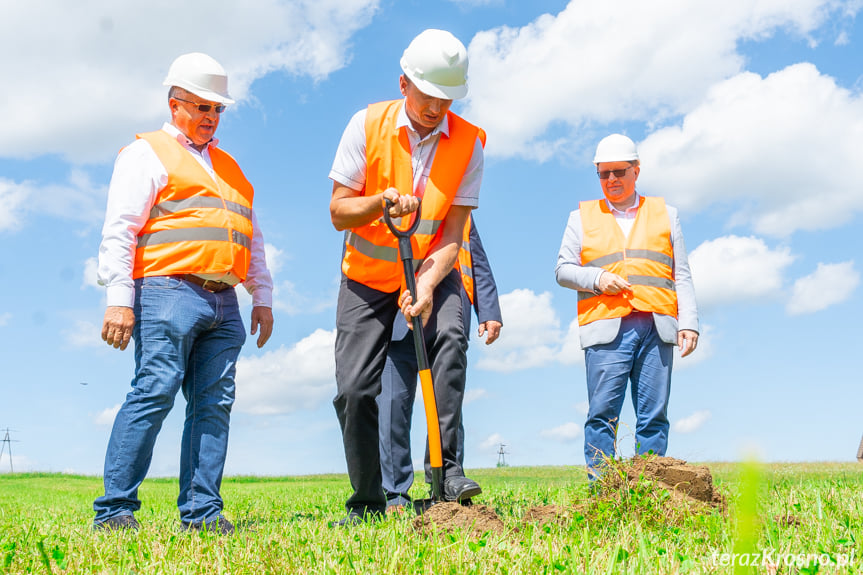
201;279;218;293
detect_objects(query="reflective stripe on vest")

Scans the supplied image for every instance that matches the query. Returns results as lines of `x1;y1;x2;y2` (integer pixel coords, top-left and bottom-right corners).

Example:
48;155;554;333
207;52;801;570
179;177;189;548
341;100;483;292
343;230;424;270
133;130;254;280
577;196;677;325
458;215;475;305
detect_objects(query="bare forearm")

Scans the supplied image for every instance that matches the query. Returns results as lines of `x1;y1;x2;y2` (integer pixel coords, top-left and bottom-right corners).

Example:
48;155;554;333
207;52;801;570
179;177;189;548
330;190;384;231
416;205;470;293
415;241;460;293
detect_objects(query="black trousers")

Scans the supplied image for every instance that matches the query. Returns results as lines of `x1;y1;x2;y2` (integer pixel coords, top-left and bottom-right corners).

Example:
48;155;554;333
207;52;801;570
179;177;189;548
333;270;467;514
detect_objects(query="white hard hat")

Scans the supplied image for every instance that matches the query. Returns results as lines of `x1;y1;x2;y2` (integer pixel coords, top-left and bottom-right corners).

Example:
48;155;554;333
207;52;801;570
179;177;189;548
593;134;639;164
400;29;469;100
163;52;235;105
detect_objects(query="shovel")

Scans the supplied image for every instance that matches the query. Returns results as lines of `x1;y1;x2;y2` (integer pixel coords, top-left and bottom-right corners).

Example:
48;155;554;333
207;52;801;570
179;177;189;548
382;198;444;512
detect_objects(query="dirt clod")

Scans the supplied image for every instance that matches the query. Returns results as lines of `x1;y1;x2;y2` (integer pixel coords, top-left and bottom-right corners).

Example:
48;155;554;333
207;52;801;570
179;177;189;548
774;514;802;527
411;502;506;538
603;455;726;511
521;504;571;527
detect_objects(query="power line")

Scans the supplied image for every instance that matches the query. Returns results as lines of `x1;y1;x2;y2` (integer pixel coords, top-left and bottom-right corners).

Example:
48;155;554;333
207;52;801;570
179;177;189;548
0;428;19;473
497;443;509;468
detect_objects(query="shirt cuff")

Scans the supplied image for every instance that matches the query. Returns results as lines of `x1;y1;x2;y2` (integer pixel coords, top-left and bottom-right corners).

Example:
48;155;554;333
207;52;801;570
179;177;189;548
251;287;273;308
106;284;135;308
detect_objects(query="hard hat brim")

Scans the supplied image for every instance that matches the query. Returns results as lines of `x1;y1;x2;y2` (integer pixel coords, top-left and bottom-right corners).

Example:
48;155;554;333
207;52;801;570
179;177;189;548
593;152;639;164
163;79;236;105
402;70;467;100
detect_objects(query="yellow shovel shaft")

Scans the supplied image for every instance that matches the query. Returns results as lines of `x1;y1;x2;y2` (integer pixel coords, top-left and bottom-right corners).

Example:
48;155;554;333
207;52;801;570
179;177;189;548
419;368;443;468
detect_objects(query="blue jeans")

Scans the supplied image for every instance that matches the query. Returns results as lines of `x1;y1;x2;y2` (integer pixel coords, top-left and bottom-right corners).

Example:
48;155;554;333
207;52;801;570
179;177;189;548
583;312;673;476
94;276;245;524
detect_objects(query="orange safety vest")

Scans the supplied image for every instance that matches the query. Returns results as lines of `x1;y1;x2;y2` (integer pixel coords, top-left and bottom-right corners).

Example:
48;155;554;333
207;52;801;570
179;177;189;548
132;130;255;281
458;216;475;305
341;100;484;292
577;196;677;326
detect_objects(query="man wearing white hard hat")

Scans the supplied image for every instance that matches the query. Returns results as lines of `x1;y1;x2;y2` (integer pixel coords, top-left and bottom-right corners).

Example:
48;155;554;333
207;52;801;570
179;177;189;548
328;29;485;524
555;134;699;480
93;53;274;533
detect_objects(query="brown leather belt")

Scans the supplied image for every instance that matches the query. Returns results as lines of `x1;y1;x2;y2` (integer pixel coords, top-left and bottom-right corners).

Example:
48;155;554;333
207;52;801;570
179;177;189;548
174;274;234;293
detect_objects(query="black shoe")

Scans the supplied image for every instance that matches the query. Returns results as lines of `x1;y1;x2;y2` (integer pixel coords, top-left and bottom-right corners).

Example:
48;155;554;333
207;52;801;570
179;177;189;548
329;509;383;527
442;476;482;502
94;514;139;532
181;516;235;535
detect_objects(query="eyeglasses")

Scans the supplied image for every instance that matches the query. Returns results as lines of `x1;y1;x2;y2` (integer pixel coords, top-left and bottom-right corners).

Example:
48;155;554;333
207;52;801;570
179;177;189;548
173;97;226;114
597;167;631;180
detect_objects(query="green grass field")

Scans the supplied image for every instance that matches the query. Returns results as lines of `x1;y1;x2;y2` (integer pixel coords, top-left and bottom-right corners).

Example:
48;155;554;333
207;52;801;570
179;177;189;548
1;463;860;574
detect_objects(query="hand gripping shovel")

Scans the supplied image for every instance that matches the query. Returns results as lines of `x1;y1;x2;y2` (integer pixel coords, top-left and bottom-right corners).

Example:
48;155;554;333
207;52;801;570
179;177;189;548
383;198;444;513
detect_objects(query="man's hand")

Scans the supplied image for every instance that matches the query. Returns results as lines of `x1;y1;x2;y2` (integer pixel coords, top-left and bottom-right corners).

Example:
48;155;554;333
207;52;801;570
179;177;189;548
102;306;135;351
381;188;419;218
399;287;433;329
250;306;274;348
597;271;632;295
678;329;698;358
478;321;502;345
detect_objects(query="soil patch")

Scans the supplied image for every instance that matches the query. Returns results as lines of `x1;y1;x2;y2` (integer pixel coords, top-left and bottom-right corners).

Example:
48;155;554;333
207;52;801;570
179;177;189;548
521;504;572;527
411;502;506;538
603;455;725;510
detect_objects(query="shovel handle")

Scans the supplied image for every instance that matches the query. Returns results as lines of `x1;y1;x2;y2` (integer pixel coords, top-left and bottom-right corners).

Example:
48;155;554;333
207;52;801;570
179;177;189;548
382;197;421;239
383;196;443;500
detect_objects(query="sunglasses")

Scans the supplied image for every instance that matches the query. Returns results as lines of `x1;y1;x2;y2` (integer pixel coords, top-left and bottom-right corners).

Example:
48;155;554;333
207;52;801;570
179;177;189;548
597;167;632;180
174;97;226;114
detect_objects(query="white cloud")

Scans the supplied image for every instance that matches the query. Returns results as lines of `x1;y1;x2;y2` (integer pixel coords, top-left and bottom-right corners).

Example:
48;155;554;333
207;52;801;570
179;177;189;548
0;454;36;473
476;289;586;372
448;0;500;5
0;172;107;232
480;433;506;451
0;313;10;327
82;257;101;290
464;388;488;405
688;235;795;308
540;422;583;443
234;328;336;415
0;179;30;232
787;260;860;315
94;404;121;426
463;0;855;159
0;0;379;162
475;289;563;372
63;320;103;349
264;244;285;276
574;401;590;415
672;410;712;433
674;324;715;369
639;64;863;236
558;318;584;366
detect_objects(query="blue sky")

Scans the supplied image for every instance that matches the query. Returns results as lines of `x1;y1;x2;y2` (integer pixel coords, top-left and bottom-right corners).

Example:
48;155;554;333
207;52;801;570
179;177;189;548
1;0;861;477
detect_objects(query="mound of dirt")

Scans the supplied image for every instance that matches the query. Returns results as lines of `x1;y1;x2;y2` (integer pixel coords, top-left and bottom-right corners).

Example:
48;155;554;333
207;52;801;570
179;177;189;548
611;456;724;507
411;502;506;538
521;504;572;527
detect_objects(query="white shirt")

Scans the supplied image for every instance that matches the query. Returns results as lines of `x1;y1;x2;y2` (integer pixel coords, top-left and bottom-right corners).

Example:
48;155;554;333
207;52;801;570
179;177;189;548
328;100;483;207
98;123;273;308
606;191;643;238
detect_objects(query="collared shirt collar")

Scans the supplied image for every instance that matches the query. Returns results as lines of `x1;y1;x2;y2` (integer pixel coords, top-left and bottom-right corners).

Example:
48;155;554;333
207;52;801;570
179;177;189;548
162;122;219;150
395;98;450;139
606;191;641;216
